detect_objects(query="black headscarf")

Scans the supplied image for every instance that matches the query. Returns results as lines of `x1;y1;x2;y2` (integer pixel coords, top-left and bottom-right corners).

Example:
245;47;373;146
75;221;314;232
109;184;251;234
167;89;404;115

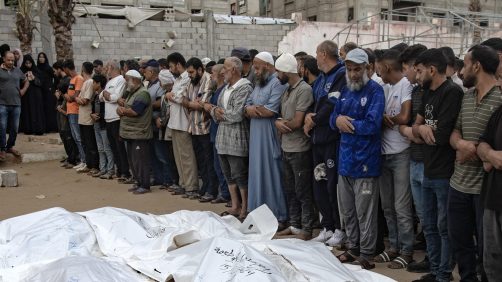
37;52;52;73
21;54;39;75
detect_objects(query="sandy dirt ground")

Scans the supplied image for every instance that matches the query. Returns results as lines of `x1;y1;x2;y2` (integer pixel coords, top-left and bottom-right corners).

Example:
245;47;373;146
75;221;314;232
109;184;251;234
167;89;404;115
0;158;460;282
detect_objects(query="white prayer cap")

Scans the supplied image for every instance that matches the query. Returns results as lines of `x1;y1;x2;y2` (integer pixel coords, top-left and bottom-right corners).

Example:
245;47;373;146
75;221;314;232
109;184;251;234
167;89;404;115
254;51;275;66
275;53;297;73
201;57;212;66
159;69;175;85
125;70;142;79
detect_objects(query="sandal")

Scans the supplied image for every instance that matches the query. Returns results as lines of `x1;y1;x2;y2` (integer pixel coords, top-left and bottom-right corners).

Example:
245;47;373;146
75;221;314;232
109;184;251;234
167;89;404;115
388;255;413;269
352;257;376;270
225;202;232;208
374;251;399;263
220;211;239;217
336;251;357;263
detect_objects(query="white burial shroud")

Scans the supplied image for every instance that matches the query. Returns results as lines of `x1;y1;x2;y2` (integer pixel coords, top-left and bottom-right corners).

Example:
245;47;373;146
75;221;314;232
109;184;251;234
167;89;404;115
0;205;396;282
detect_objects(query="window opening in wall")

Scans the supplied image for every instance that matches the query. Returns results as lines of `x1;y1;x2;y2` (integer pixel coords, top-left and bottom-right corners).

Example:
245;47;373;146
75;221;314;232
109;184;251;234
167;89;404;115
348;7;354;22
307;15;317;22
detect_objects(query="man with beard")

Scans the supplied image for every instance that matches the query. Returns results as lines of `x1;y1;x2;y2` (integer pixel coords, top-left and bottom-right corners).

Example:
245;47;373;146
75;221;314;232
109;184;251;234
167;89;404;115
144;59;171;189
448;45;501;282
181;57;218;201
117;70;153;194
330;48;385;269
165;52;198;196
274;53;315;240
245;51;288;223
307;40;347;246
100;60;130;182
411;49;464;282
0;51;29;161
481;38;502;85
207;57;253;219
301;56;319;86
231;47;255;86
202;64;231;204
398;44;431;273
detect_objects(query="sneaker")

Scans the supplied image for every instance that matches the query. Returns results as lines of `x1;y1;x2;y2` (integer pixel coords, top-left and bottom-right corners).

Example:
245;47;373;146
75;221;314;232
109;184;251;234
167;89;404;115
60;161;69;167
311;228;334;243
76;165;90;173
326;229;346;247
73;163;85;169
100;173;114;180
172;187;186;195
407;256;430;273
87;168;100;175
276;226;303;236
92;171;105;177
411;273;436;282
133;187;151;195
64;163;75;169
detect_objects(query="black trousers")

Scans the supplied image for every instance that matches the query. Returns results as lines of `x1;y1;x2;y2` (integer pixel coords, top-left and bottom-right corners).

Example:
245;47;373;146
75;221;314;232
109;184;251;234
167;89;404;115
312;142;341;232
192;134;218;197
57;112;78;165
106;120;130;177
80;124;99;170
127;139;151;189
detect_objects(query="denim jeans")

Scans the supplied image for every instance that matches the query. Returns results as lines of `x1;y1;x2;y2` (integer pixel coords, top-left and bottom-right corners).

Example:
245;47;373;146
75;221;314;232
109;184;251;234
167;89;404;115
151;138;175;186
379;149;414;256
213;143;229;200
483;209;502;282
410;160;425;224
447;186;483;282
94;123;114;174
67;114;85;163
422;177;452;282
283;150;315;233
0;105;21;151
192;134;218;196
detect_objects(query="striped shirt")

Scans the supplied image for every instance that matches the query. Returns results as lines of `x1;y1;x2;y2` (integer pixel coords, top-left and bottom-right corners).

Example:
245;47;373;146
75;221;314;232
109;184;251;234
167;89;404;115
450;86;502;194
187;72;212;135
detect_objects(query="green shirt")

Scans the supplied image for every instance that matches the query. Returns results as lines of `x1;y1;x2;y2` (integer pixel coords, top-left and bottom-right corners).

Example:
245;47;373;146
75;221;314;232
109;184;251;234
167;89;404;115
119;87;153;140
450;86;502;194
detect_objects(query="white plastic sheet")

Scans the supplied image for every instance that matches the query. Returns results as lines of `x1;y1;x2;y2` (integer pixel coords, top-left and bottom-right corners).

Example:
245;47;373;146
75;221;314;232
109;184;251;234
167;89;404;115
0;206;396;282
1;256;149;282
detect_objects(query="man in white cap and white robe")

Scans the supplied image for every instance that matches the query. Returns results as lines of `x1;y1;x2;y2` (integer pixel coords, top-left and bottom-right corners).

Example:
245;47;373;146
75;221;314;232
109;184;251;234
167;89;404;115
244;52;288;223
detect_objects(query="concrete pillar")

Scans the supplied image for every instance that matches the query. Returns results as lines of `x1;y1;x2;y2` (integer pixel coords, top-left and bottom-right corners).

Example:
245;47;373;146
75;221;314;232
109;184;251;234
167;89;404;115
205;10;215;60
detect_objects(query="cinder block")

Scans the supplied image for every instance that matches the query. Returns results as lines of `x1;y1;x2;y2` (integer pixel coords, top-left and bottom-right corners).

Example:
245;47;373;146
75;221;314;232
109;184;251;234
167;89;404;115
0;170;18;187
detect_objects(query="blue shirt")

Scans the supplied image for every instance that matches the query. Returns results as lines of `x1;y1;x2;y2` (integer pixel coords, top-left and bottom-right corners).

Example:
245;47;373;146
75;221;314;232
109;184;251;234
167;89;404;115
209;85;225;143
330;80;385;178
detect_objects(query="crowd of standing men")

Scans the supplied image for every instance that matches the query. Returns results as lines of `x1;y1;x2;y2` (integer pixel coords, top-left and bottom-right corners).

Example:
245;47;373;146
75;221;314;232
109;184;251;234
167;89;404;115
1;37;502;282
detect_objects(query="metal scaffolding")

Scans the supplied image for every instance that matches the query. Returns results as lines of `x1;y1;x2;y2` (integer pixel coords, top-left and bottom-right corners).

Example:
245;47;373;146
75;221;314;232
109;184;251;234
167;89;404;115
332;6;502;55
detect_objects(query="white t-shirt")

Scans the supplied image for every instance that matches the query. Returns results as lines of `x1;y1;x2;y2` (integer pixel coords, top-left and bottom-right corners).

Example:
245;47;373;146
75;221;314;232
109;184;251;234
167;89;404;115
100;75;126;123
382;77;412;154
372;73;385;86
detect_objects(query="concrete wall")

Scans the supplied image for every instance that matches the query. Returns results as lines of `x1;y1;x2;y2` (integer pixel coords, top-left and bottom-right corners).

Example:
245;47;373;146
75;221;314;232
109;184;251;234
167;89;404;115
0;9;295;66
278;20;502;57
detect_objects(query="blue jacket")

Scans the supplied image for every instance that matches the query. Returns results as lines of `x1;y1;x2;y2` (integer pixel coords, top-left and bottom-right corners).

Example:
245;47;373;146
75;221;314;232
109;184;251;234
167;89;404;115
310;63;346;145
330;80;385;178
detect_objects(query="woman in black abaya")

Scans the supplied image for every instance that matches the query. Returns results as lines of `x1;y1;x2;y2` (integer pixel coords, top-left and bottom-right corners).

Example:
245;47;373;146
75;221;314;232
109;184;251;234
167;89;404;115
37;52;58;132
20;54;46;135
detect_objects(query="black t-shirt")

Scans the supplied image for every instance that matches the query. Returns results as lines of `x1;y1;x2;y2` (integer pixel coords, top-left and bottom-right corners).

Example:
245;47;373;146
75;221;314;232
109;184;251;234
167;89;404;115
419;79;464;179
479;105;502;212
